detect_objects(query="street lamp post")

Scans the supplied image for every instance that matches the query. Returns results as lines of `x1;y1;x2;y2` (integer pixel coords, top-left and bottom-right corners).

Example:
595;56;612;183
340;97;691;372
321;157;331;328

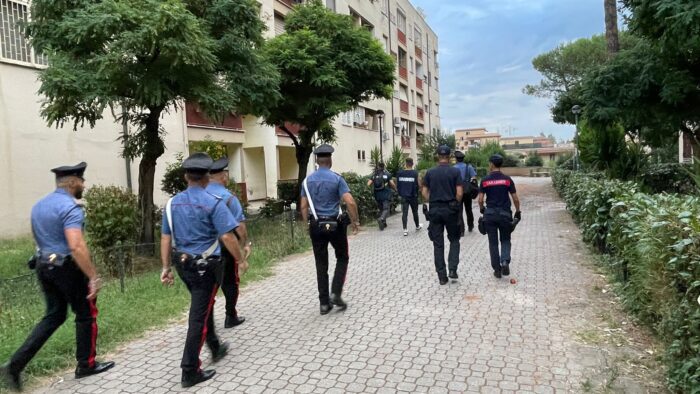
377;110;385;162
571;105;582;171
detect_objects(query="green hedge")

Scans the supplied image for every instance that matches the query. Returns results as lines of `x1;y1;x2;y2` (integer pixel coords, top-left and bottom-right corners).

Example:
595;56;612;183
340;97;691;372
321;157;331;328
553;170;700;392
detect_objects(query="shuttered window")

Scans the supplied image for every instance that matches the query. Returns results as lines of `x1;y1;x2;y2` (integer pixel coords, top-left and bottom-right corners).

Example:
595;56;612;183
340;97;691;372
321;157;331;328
274;13;285;36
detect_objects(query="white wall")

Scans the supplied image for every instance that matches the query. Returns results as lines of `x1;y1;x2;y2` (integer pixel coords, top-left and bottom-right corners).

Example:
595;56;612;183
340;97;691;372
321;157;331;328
0;63;187;238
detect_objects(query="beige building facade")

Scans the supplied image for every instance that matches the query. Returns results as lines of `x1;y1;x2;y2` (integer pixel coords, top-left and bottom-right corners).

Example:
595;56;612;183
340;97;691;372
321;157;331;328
0;0;440;237
454;128;502;151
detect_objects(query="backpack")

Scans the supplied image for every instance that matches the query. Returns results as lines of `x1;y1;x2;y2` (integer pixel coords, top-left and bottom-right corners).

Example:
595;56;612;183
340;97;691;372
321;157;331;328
373;171;387;191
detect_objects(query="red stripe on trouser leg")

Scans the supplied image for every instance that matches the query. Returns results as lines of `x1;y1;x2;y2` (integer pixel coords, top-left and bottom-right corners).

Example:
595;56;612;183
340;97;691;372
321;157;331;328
87;295;98;368
197;285;219;371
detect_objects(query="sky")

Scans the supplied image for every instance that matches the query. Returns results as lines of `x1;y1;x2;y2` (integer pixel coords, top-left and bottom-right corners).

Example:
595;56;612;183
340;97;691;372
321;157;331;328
410;0;608;141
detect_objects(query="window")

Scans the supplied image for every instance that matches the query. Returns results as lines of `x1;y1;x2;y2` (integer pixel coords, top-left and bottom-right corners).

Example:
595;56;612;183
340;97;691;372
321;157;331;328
341;110;353;126
397;8;406;33
382;35;388;52
325;0;336;12
414;26;422;48
353;106;366;126
409;56;413;73
1;0;48;66
350;8;373;32
381;0;389;15
362;150;366;160
274;13;285;36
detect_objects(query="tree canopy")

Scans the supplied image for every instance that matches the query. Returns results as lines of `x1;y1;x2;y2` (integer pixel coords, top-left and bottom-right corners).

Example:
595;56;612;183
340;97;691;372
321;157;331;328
262;0;395;190
27;0;279;243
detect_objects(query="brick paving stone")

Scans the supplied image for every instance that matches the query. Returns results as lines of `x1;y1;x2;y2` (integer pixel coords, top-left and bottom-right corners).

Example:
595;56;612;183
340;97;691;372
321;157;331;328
26;178;656;393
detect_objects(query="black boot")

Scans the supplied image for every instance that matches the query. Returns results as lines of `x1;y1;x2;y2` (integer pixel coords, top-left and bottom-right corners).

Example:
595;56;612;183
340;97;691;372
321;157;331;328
493;269;502;279
501;261;510;276
0;364;21;392
75;361;115;379
182;369;216;388
319;304;333;315
448;270;458;279
224;315;246;328
212;342;229;363
330;294;347;311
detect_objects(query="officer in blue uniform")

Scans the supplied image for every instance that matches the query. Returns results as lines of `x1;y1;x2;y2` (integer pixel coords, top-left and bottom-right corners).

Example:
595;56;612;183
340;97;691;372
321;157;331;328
396;158;422;236
478;154;521;278
422;146;464;285
301;144;361;315
453;151;478;236
207;157;249;329
1;162;114;392
160;153;248;388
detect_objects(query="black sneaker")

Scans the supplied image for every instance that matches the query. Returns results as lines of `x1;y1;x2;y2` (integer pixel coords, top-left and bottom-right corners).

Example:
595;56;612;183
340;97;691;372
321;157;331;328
501;262;510;276
448;270;458;279
182;369;216;388
1;364;21;392
493;269;502;279
439;277;448;285
224;315;246;328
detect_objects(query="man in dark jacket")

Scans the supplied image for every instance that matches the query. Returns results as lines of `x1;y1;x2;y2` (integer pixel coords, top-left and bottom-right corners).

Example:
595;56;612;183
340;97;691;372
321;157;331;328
396;158;422;236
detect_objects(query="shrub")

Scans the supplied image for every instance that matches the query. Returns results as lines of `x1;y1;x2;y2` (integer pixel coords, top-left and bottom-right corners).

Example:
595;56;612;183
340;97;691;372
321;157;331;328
386;145;406;177
552;170;700;392
277;180;298;204
161;153;187;196
342;172;377;224
84;186;140;276
259;198;286;218
639;163;696;195
525;152;544;167
502;154;520;167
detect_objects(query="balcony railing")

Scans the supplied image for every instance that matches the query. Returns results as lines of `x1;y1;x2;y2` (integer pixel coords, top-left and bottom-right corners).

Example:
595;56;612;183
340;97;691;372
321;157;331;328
399;66;408;80
415;46;422;59
401;135;411;149
398;29;406;46
416;77;423;90
417;107;424;121
185;102;243;131
278;0;303;7
400;100;409;114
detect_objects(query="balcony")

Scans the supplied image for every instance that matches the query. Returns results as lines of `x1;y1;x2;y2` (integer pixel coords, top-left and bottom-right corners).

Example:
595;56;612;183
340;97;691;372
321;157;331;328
278;0;303;7
415;46;422;59
417;107;424;121
400;100;409;114
186;102;243;131
275;122;301;137
398;29;406;46
399;66;408;81
416;77;423;90
401;135;411;149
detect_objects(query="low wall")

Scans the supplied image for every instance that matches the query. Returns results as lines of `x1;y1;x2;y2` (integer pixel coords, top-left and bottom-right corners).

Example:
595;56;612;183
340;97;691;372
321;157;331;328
501;167;551;177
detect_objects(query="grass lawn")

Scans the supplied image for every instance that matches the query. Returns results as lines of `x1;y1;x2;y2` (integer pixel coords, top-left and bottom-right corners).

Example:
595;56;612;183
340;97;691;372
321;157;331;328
0;216;310;391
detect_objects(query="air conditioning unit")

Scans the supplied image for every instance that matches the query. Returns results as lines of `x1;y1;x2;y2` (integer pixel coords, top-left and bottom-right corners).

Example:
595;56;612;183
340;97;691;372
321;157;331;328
382;132;390;141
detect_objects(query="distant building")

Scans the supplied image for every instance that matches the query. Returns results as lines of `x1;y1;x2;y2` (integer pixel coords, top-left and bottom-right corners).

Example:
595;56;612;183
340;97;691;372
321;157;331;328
454;128;501;151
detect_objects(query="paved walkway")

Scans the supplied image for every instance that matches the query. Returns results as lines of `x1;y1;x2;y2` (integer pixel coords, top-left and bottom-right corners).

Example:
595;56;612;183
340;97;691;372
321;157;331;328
32;178;663;393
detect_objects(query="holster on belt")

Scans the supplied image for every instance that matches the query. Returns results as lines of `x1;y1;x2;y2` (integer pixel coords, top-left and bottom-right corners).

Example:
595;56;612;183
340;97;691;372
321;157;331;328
172;251;224;284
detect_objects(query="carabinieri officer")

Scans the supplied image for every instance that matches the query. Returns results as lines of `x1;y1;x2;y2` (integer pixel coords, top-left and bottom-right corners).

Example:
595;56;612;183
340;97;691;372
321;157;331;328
207;157;249;329
422;145;464;285
1;162;114;392
160;153;248;388
301;144;361;315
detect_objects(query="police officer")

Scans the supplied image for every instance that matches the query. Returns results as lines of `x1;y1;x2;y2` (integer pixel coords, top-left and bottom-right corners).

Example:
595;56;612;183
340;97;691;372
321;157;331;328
453;150;478;235
478;154;521;278
1;162;114;392
207;157;249;329
422;146;464;285
396;157;422;236
160;153;248;388
367;162;396;230
301;144;361;315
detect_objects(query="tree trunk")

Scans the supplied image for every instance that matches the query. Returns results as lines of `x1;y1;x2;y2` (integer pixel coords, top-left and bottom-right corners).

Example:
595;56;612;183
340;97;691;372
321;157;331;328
138;106;165;249
295;140;314;208
604;0;620;56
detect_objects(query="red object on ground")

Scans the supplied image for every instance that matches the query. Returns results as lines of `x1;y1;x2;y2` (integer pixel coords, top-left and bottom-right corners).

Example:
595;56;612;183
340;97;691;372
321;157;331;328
510;278;517;284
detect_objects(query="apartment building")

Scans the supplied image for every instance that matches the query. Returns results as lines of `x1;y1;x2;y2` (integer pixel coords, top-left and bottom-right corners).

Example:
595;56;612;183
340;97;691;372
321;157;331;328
454;128;501;151
0;0;440;236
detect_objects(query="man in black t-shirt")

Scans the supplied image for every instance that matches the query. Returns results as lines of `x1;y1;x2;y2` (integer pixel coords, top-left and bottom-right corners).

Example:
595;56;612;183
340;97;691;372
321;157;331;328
396;158;422;236
478;154;521;278
422;145;463;285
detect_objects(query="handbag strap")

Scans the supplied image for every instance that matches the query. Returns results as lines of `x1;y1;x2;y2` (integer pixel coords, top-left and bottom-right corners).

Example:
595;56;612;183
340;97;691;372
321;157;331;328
303;178;319;220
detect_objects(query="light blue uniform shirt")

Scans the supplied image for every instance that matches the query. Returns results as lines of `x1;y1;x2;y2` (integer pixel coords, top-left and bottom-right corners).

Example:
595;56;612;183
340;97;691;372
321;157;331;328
206;182;246;223
162;186;239;256
454;162;477;182
301;168;350;218
31;188;84;255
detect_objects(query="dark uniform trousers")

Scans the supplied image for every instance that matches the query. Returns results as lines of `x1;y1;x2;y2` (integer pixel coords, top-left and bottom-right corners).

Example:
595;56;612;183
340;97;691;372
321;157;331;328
458;194;475;234
375;197;390;223
220;248;240;319
401;197;420;229
174;259;222;373
428;203;461;278
310;222;349;305
484;208;513;271
9;259;97;374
